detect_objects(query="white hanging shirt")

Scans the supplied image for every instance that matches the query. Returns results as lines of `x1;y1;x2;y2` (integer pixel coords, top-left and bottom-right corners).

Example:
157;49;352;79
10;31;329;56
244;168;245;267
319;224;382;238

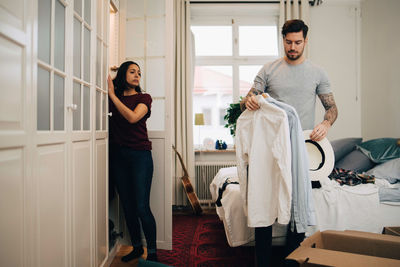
236;95;292;227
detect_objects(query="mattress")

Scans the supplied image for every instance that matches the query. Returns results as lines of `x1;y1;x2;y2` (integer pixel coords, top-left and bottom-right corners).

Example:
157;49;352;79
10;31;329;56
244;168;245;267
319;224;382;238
210;167;400;247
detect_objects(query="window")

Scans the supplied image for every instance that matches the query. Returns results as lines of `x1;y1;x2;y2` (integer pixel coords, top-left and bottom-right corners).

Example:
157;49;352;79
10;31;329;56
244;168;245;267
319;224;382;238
191;4;279;147
219;108;226;125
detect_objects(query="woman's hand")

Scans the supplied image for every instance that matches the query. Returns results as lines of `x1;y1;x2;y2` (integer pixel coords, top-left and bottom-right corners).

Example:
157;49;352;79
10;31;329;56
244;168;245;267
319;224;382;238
108;75;115;96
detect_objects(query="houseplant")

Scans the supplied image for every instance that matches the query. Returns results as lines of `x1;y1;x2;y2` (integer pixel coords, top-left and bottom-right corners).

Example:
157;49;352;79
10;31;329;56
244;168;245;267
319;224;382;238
224;98;243;137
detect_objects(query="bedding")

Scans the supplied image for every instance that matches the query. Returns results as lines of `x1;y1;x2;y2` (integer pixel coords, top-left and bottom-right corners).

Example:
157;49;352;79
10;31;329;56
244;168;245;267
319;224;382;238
365;158;400;184
210;167;400;247
331;137;362;163
379;187;400;202
210;167;287;247
311;179;400;233
334;149;376;172
356;138;400;163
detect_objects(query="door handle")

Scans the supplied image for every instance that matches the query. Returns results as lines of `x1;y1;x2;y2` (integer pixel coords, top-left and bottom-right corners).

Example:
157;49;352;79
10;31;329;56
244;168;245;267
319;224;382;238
107;112;112;117
67;104;78;111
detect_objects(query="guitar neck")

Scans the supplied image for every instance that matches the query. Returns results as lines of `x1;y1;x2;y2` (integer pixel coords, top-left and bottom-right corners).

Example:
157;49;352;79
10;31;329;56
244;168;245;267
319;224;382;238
172;145;203;215
172;145;189;176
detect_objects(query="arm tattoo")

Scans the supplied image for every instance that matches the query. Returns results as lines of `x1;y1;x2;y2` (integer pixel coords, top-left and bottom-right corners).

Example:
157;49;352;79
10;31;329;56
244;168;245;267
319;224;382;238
318;93;338;126
240;87;264;111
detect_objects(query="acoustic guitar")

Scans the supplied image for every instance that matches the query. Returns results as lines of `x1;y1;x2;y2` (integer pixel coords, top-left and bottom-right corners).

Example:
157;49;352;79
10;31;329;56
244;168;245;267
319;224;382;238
172;145;203;215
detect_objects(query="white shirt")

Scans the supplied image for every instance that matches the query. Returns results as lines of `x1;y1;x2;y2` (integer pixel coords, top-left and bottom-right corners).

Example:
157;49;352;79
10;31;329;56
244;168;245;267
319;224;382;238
236;95;292;227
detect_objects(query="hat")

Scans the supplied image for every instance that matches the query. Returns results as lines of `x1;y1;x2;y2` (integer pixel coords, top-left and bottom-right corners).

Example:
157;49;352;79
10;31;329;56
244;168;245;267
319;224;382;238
303;130;335;182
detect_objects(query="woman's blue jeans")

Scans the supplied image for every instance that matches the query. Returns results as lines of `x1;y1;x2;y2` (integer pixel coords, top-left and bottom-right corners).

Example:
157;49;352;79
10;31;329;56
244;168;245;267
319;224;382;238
109;144;157;253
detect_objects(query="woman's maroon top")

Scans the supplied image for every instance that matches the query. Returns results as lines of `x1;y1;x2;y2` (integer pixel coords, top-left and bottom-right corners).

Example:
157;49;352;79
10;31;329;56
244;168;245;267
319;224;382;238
109;93;152;150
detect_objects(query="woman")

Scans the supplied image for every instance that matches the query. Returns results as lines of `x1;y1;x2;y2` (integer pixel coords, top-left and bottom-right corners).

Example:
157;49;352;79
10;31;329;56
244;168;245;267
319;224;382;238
108;61;157;262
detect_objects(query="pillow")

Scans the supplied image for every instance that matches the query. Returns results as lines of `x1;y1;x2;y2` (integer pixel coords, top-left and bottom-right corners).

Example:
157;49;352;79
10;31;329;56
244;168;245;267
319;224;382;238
365;158;400;184
330;137;363;163
356;138;400;163
335;149;376;172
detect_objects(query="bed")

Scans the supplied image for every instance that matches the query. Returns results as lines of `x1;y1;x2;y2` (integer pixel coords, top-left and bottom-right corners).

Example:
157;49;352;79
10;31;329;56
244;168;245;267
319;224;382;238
209;138;400;247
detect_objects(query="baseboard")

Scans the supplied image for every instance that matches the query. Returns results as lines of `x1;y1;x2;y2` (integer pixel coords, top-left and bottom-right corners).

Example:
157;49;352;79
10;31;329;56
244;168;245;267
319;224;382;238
104;241;122;267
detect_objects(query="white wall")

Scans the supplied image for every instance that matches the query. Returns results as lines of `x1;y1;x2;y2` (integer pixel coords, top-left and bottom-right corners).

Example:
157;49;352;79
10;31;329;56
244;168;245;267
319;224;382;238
361;0;400;140
309;0;362;140
308;0;400;140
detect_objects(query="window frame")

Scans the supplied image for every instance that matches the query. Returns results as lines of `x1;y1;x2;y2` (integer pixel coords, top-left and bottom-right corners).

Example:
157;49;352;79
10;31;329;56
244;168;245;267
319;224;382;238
191;8;280;145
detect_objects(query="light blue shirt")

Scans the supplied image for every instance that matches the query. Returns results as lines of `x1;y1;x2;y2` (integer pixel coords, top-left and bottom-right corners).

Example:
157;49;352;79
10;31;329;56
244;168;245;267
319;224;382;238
266;96;316;233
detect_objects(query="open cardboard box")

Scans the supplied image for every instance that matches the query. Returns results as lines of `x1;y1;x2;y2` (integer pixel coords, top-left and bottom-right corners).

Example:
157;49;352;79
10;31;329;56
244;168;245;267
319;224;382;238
286;230;400;267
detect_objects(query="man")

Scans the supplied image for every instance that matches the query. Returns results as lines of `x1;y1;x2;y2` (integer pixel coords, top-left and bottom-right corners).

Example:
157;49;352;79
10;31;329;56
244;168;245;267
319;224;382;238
240;19;338;266
240;19;337;141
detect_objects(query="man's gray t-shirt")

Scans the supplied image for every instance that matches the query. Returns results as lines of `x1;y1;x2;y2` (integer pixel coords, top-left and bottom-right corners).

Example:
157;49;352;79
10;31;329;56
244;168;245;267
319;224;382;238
252;58;331;130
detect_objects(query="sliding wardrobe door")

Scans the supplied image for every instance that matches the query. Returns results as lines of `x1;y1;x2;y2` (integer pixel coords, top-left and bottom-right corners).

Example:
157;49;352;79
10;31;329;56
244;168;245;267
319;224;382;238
0;0;109;266
94;0;110;265
33;0;109;266
0;0;34;266
35;0;70;265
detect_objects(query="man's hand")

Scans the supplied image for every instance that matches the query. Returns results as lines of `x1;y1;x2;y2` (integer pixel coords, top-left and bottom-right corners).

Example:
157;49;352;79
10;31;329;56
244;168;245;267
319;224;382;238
310;120;331;141
240;88;264;111
310;92;337;141
245;95;260;110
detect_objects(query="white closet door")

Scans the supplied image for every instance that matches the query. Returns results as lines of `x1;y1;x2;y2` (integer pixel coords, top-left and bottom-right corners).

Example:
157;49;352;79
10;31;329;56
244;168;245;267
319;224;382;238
0;2;29;261
71;0;94;266
0;0;109;266
120;0;172;250
34;0;74;266
95;0;110;265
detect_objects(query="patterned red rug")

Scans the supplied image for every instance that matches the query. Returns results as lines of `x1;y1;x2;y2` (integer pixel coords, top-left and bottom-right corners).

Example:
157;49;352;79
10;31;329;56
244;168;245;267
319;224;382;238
157;214;255;267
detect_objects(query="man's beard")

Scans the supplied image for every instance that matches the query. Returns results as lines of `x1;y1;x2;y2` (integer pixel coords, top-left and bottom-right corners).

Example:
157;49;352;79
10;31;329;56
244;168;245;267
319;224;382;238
286;49;304;61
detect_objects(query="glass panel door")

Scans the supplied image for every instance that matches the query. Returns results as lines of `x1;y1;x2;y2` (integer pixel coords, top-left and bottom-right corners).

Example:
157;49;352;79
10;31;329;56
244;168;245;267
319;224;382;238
37;67;50;130
37;0;66;131
73;0;91;131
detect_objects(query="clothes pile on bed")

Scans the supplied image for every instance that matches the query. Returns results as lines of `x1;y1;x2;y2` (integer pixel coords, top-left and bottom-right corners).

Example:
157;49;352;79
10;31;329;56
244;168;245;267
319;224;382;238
210;137;400;247
330;137;400;202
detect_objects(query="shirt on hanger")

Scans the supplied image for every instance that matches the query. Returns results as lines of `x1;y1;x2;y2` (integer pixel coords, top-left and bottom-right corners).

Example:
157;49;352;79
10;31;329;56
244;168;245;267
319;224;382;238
236;95;292;227
268;96;316;233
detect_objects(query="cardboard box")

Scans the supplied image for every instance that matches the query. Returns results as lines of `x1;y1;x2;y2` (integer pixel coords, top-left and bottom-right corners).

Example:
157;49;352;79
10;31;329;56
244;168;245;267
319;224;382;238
383;226;400;237
286;230;400;267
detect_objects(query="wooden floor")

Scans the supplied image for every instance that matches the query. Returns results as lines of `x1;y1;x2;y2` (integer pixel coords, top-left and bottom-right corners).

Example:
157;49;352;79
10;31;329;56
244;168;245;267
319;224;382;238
110;246;148;267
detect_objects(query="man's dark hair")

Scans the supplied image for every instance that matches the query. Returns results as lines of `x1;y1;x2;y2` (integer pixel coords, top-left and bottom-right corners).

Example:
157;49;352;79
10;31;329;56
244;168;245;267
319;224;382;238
281;19;308;38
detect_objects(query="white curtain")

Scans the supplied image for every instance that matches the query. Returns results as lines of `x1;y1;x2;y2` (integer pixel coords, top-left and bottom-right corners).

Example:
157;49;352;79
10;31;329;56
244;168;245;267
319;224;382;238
174;0;195;206
279;0;310;56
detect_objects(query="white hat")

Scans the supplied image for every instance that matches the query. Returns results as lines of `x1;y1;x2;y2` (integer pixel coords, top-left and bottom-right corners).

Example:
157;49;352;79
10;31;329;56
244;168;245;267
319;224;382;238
303;130;335;182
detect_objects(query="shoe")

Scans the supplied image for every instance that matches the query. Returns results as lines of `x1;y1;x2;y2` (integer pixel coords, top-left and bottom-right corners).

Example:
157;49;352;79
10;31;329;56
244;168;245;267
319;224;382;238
121;246;144;262
146;253;158;262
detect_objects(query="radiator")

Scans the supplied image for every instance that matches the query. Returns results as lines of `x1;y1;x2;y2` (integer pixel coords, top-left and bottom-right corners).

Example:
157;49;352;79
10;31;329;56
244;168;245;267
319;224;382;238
195;162;236;207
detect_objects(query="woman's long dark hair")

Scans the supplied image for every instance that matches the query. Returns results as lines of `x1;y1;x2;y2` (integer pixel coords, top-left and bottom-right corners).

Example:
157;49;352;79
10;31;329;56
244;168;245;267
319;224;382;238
113;61;142;98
